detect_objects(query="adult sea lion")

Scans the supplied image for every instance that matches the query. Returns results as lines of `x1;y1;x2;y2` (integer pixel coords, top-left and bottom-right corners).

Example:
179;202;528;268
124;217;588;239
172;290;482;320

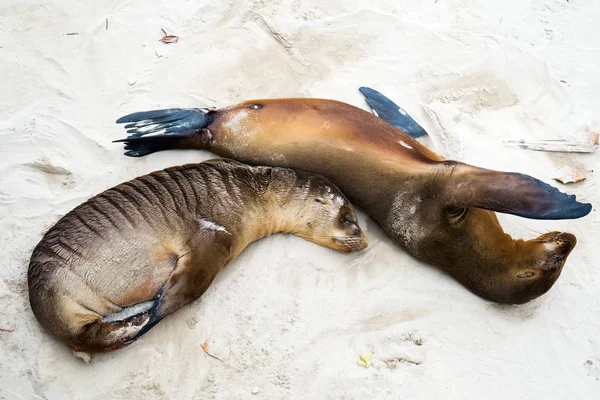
115;89;592;304
28;159;367;353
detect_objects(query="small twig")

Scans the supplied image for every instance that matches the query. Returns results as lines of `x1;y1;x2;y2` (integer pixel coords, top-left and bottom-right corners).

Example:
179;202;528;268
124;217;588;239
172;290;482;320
0;324;15;332
504;139;598;153
106;18;108;30
64;32;81;36
201;342;224;362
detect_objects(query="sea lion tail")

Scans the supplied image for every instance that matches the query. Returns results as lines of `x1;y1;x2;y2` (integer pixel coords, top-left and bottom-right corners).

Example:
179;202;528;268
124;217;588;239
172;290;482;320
114;108;214;157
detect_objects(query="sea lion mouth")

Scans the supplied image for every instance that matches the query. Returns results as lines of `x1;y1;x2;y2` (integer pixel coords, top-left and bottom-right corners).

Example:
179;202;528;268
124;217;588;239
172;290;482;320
333;235;369;252
536;232;577;269
517;271;535;279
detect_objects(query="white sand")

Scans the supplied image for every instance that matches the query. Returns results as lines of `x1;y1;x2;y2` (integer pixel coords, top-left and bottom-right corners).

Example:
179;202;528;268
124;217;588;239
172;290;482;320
1;1;599;398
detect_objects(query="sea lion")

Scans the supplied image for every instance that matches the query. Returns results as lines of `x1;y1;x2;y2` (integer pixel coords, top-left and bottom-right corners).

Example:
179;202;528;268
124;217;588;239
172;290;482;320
114;89;592;304
28;159;367;353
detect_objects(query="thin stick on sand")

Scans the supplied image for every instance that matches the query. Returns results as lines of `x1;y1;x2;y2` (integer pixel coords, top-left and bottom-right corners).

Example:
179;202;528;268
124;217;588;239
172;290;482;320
504;139;598;153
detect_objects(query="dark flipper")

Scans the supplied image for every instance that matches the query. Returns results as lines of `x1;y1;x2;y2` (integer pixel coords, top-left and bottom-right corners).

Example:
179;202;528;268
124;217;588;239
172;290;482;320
127;286;166;343
446;162;593;220
114;131;207;157
359;87;429;140
115;108;214;157
116;108;214;136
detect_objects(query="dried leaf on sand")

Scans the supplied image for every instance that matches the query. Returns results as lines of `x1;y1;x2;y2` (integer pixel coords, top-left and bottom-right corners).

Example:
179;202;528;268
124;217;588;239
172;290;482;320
587;131;599;145
159;28;179;43
201;341;224;362
553;168;589;184
0;324;15;332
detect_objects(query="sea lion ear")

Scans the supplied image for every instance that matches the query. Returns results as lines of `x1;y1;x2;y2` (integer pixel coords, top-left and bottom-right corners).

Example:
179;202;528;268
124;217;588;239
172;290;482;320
445;162;592;220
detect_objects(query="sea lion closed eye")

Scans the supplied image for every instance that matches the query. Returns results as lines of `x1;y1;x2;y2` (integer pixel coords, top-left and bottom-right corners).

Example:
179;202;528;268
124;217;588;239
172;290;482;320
28;159;367;353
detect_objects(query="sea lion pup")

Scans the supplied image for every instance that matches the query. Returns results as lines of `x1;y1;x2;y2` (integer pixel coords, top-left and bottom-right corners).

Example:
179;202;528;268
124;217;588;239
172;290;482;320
115;91;592;304
28;159;367;353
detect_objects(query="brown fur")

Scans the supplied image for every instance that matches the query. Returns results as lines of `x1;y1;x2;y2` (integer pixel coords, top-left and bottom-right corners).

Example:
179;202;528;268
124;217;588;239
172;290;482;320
28;159;367;353
118;98;589;303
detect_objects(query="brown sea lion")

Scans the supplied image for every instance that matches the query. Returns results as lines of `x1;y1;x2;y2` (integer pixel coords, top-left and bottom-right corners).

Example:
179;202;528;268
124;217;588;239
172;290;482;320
28;159;367;353
115;91;592;304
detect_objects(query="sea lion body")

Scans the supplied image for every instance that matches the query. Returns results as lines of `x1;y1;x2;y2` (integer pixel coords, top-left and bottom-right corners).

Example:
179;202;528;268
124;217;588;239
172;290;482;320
117;96;591;304
212;99;439;221
28;159;367;352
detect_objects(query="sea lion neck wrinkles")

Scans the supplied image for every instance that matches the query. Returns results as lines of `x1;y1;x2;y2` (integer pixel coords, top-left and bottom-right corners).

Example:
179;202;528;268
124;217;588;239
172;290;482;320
204;161;357;257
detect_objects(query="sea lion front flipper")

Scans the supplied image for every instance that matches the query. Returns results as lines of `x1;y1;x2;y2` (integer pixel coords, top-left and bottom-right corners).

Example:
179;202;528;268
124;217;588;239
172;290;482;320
131;226;233;342
359;87;435;150
67;304;153;353
444;162;593;220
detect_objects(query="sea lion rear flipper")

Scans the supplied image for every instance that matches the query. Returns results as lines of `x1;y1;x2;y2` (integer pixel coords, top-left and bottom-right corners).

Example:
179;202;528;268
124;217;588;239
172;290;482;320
359;87;433;148
445;162;593;220
115;108;214;157
116;108;213;136
131;227;233;343
67;305;153;353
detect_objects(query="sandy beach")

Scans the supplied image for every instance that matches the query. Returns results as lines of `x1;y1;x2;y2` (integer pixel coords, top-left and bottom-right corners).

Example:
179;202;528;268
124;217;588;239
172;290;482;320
1;0;599;399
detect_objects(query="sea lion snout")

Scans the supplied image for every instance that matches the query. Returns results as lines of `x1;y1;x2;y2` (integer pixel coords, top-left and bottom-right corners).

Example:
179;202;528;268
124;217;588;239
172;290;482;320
500;231;577;304
331;204;368;252
300;203;368;252
534;231;577;272
332;231;369;253
291;178;368;253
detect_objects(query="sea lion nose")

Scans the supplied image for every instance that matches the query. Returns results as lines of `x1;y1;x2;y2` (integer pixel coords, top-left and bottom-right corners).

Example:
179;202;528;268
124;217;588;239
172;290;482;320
537;232;577;271
539;232;577;254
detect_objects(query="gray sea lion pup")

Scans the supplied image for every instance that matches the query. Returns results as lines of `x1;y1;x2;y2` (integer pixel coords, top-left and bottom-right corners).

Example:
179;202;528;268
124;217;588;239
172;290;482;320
28;159;367;353
115;90;592;304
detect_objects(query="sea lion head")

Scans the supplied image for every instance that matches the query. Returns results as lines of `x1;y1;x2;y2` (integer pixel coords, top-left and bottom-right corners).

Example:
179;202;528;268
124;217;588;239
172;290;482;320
502;231;577;303
294;177;368;253
386;161;591;304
